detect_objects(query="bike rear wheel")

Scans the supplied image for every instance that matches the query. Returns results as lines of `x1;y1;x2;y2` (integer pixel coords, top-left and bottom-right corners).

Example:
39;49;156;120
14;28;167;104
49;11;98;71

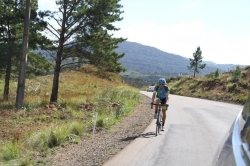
158;123;161;133
155;123;158;136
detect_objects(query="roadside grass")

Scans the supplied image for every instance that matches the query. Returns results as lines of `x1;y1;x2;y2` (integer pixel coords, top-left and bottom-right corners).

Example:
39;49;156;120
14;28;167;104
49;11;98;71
0;65;140;165
140;66;250;105
167;66;250;105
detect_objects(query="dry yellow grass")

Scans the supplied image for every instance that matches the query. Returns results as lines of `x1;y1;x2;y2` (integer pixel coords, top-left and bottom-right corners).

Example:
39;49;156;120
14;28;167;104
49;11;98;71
0;65;141;165
167;66;250;105
0;65;128;108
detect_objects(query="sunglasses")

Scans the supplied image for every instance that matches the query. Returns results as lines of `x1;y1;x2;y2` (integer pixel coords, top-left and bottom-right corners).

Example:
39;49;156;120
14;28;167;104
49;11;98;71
159;84;165;85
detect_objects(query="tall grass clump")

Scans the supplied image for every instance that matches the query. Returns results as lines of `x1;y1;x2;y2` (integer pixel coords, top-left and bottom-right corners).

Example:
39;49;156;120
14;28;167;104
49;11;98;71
69;122;85;136
27;132;49;153
47;127;69;148
25;124;72;154
0;141;19;162
91;86;140;128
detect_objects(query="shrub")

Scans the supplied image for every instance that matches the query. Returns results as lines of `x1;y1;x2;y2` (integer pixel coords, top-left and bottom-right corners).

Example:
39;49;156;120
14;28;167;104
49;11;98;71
189;83;197;89
227;83;236;91
96;119;105;127
233;66;241;81
170;87;177;94
214;68;220;79
115;103;125;118
245;65;250;70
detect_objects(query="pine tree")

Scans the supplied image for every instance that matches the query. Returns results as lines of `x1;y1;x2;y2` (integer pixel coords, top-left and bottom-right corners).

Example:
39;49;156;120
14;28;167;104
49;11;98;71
233;66;241;81
38;0;126;103
0;0;50;101
214;68;220;79
187;46;206;78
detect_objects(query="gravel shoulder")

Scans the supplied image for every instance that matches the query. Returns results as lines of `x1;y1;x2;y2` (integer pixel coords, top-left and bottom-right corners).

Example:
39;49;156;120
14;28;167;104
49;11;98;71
43;94;153;166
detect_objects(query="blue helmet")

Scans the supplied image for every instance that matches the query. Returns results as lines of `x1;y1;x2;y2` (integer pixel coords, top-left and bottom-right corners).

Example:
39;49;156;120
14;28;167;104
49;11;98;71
158;78;166;84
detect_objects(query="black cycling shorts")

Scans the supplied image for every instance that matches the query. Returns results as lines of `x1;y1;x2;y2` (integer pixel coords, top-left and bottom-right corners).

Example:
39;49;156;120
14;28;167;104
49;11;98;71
159;98;166;104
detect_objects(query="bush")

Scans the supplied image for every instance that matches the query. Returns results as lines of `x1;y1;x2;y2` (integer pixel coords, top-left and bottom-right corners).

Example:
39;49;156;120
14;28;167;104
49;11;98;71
189;83;197;89
214;68;220;79
233;66;241;81
96;119;105;127
227;83;236;91
245;65;250;70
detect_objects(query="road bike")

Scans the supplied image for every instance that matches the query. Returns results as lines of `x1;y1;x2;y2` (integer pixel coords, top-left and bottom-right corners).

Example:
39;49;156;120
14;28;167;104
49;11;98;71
151;103;169;136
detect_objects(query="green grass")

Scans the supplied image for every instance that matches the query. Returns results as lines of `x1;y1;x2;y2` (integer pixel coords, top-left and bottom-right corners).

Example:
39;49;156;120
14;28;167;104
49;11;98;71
0;66;141;165
167;66;250;105
1;141;19;162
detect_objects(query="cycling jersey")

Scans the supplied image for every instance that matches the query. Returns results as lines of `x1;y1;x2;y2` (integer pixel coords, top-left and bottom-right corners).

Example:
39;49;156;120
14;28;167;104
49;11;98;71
154;85;170;99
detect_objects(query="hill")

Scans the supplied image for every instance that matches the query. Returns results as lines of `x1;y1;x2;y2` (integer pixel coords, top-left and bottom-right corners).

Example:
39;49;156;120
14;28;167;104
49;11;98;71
116;41;246;87
166;66;250;105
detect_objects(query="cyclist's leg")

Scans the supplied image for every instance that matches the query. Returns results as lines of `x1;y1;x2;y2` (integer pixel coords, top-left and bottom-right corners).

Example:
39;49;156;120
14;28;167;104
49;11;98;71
161;98;167;125
154;98;161;119
155;98;161;112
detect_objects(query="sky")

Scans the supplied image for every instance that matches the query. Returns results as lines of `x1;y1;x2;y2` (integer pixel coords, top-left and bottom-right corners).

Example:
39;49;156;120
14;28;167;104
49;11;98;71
38;0;250;65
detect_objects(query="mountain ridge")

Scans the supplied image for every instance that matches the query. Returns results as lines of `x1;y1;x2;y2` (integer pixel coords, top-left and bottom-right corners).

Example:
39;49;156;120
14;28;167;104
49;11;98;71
116;41;246;87
117;41;245;75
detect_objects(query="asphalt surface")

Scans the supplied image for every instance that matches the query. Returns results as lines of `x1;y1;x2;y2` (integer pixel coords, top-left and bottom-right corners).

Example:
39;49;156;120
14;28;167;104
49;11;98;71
103;92;243;166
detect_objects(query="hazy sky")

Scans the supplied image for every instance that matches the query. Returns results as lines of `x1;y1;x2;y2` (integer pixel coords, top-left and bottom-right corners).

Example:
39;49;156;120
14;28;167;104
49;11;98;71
38;0;250;65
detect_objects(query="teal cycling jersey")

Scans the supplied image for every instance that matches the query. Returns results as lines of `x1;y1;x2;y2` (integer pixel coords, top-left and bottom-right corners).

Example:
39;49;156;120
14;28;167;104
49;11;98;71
154;85;170;99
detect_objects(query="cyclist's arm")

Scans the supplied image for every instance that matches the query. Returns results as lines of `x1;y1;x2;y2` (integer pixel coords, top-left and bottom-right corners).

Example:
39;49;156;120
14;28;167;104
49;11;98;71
152;91;156;103
166;89;170;103
166;93;169;103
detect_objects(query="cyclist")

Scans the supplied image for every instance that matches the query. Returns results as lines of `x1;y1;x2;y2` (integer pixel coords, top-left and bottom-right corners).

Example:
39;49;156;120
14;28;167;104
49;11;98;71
151;78;169;129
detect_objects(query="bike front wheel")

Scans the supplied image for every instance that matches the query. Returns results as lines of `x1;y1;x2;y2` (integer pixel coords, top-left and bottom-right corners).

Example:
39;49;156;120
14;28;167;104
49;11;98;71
156;122;158;136
158;123;161;134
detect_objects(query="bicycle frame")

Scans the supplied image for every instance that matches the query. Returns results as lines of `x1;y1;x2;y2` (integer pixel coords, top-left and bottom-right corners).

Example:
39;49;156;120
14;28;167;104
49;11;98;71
151;103;168;136
156;107;162;136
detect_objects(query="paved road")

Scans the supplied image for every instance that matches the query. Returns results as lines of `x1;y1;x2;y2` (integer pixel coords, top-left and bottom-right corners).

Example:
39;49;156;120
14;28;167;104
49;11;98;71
103;92;243;166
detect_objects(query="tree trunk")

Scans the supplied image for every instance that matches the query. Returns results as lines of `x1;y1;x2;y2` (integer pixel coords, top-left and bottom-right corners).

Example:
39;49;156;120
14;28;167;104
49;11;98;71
3;54;11;101
16;0;31;109
50;32;66;102
50;58;61;103
49;44;64;104
50;4;67;103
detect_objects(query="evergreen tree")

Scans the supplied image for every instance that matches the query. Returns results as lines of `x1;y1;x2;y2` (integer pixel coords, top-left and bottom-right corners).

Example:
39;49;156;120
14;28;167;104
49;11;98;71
38;0;126;103
214;68;220;79
0;0;50;100
26;51;53;77
187;46;206;78
77;29;126;72
233;65;241;81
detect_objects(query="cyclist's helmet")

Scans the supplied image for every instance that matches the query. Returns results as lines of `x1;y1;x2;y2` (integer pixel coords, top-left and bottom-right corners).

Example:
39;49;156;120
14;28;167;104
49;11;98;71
158;78;166;85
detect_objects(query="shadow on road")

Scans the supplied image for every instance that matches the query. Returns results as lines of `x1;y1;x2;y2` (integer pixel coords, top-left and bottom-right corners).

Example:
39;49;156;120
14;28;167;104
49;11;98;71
140;132;157;138
120;136;138;142
120;131;158;142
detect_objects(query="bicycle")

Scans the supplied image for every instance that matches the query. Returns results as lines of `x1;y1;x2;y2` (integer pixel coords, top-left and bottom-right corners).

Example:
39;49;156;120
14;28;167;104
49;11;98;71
151;103;169;136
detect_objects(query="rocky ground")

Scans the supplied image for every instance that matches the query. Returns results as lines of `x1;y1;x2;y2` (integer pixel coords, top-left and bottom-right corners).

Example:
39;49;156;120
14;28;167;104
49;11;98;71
40;94;153;166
